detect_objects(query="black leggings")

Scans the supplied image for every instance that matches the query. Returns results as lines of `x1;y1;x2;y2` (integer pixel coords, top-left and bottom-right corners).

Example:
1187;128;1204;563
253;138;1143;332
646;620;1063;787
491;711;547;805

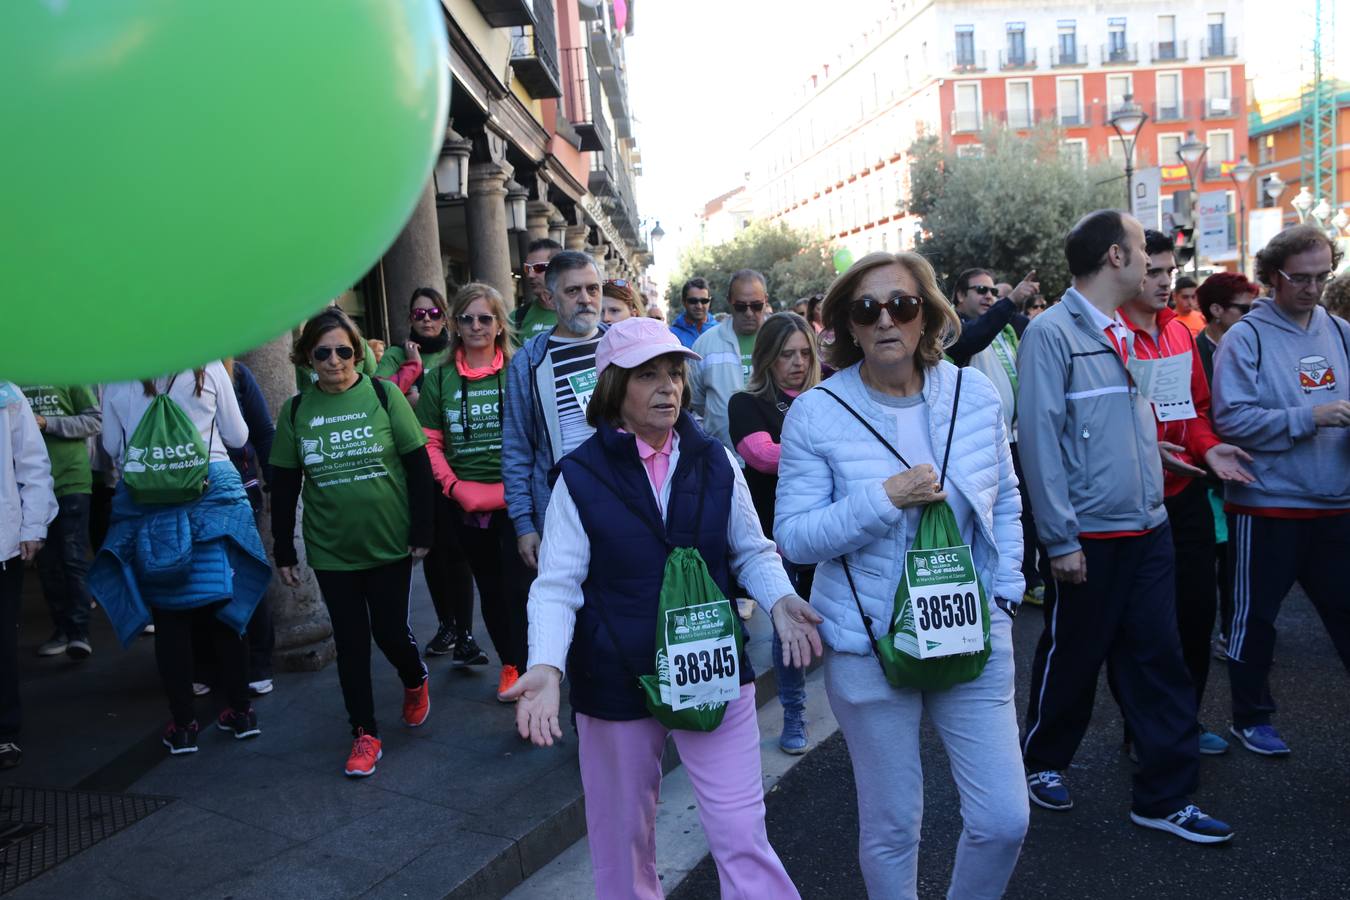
152;602;250;727
450;506;530;670
314;557;427;737
423;495;476;634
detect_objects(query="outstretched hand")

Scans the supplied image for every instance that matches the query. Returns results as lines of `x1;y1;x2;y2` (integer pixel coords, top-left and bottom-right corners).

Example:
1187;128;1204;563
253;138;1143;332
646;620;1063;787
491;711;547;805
771;595;824;669
502;665;563;747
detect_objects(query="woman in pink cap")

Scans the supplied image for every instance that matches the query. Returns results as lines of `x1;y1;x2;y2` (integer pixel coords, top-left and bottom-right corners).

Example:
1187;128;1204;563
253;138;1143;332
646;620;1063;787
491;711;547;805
502;315;822;899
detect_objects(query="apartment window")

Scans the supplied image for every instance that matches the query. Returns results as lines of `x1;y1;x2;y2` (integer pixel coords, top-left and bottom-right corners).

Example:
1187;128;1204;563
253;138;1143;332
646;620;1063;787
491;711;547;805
1258;134;1275;165
1156;72;1182;121
1205;68;1232;117
954;82;981;132
1207;129;1234;176
1158;133;1184;168
1006;22;1026;66
1006;80;1033;129
1108;136;1133;170
1106;74;1133;113
1157;15;1177;60
1107;17;1128;61
956;143;984;159
1057;77;1084;126
1207;13;1226;56
1061;139;1087;169
1057;20;1078;65
955;25;975;68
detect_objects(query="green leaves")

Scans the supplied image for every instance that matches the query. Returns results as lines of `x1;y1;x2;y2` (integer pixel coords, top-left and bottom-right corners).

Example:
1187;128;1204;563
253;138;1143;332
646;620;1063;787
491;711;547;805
667;221;836;312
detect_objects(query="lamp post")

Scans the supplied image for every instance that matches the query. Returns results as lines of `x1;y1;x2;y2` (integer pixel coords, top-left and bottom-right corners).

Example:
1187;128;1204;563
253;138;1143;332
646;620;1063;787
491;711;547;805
1264;172;1286;206
1228;155;1254;275
1108;94;1149;210
1311;197;1333;232
1292;185;1314;223
433;127;472;203
1333;208;1350;273
1177;130;1209;278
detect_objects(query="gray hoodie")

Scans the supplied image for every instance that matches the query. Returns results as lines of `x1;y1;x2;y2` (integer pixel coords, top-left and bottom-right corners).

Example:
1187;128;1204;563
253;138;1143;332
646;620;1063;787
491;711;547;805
1211;300;1350;510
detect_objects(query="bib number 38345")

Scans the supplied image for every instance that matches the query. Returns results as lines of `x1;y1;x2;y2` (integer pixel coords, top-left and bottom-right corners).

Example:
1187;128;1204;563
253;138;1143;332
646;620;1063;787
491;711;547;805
662;599;739;710
902;544;984;659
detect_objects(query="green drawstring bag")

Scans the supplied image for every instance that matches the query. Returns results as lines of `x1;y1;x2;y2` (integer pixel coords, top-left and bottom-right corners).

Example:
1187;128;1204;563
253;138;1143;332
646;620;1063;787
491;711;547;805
121;374;213;505
636;547;744;732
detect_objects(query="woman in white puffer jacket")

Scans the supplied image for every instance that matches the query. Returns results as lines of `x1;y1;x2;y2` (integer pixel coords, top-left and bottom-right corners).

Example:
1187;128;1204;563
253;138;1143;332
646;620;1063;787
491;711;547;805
0;382;58;769
774;251;1028;900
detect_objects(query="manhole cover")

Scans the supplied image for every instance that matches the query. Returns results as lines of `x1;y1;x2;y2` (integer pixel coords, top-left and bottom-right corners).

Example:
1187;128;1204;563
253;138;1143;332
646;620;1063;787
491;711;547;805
0;786;172;894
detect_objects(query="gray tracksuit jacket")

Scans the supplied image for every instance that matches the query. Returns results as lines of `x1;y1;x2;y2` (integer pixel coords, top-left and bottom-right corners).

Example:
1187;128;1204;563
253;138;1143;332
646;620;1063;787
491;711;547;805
1211;300;1350;510
1016;287;1167;557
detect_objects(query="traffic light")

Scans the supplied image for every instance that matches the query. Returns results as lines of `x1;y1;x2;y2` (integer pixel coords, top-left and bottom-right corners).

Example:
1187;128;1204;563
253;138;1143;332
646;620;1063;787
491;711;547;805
1170;191;1195;266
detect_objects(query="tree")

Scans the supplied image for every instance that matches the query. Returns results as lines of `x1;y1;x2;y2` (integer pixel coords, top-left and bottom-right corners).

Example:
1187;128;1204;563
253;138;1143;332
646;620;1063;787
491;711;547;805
667;221;836;313
906;124;1123;298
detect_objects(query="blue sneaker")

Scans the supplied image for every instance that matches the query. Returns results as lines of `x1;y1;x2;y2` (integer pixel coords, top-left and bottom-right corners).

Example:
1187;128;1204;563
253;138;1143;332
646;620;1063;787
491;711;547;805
1130;804;1234;844
1027;770;1073;810
1230;724;1290;756
778;713;808;755
1198;729;1229;755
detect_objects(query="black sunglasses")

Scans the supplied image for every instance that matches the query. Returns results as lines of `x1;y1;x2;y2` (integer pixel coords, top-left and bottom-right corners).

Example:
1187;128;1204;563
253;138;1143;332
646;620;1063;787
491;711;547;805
684;296;710;305
732;302;766;313
411;307;444;321
456;313;496;327
312;345;355;362
1225;302;1252;314
967;285;998;296
850;295;924;326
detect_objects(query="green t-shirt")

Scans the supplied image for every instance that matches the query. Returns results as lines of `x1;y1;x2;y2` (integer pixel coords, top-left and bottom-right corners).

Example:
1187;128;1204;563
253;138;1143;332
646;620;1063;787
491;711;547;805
375;343;452;402
20;384;97;497
737;332;756;381
294;337;379;393
272;375;427;571
415;365;505;484
512;302;557;348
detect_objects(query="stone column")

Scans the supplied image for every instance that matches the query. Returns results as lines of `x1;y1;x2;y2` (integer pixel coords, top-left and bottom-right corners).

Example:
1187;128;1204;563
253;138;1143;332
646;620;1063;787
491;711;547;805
382;177;445;346
465;161;515;305
526;200;559;243
238;333;336;671
564;223;589;252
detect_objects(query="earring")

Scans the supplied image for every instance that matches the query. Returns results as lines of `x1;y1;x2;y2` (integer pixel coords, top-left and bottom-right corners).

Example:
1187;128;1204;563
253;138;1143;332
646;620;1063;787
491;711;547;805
851;334;860;346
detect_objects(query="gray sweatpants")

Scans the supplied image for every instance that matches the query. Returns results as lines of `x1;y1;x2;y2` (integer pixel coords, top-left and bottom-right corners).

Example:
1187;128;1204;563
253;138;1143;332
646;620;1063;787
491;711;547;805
824;610;1028;899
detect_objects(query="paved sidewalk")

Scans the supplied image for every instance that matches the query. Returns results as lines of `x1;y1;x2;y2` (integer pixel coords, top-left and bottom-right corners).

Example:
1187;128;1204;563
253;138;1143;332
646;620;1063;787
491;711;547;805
4;564;784;899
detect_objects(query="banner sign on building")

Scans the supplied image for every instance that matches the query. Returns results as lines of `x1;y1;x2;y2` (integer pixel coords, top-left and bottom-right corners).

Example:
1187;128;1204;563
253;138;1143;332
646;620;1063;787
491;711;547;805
1131;167;1161;230
1196;191;1230;260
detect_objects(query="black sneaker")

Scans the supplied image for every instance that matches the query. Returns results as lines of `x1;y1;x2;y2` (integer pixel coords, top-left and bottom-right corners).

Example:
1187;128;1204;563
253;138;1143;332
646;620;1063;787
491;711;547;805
0;742;21;769
66;636;92;660
163;721;200;755
451;633;488;667
216;707;261;740
426;623;457;657
1130;804;1234;844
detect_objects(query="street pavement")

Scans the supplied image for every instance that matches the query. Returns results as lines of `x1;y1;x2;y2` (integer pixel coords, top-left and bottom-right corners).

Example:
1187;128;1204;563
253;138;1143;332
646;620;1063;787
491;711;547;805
671;586;1350;899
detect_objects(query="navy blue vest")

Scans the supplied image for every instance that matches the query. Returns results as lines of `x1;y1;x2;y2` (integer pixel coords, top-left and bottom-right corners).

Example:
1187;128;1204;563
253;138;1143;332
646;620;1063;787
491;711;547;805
558;412;753;721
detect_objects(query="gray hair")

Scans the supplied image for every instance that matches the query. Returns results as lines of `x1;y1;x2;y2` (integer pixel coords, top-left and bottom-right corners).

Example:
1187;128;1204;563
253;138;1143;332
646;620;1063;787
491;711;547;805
727;268;767;299
544;250;601;295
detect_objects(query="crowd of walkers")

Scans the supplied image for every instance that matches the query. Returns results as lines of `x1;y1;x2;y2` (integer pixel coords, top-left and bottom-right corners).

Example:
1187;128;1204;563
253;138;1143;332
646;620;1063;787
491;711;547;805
2;219;1349;898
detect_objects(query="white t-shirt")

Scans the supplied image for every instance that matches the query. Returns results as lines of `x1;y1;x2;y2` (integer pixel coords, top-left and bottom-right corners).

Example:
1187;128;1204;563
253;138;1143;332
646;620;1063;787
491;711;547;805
102;362;248;467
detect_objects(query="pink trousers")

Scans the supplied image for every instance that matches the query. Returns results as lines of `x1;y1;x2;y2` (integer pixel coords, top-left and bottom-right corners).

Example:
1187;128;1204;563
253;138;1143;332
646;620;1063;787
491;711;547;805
576;683;799;899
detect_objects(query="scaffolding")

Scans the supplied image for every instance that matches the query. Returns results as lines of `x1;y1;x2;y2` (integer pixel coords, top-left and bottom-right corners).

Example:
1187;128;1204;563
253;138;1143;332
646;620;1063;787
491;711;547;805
1300;0;1339;205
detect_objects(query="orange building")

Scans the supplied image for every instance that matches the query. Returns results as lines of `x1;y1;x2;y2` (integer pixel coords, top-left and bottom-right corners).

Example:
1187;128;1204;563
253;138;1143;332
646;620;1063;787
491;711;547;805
1247;89;1350;228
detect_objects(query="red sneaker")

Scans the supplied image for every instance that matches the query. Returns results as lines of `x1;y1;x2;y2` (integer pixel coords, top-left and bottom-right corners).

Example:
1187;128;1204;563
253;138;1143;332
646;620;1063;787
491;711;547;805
402;677;430;727
344;729;382;777
496;665;520;703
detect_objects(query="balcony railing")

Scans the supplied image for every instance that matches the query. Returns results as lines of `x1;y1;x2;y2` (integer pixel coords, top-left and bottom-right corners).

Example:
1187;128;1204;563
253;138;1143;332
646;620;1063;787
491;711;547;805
988;107;1052;130
1152;100;1185;123
1057;107;1087;127
1101;42;1138;65
1202;36;1238;59
1203;95;1241;119
560;46;608;153
588;22;616;70
950;109;982;134
508;0;562;100
999;48;1037;70
947;50;987;73
469;0;531;28
1150;39;1188;63
1050;45;1087;68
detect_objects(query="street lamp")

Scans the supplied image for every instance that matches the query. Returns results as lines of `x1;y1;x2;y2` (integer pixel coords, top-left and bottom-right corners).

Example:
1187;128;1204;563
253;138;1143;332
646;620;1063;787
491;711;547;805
1228;155;1255;275
504;180;529;232
650;220;665;242
1292;186;1314;223
1311;197;1333;231
433;127;472;202
1177;131;1209;277
1108;94;1148;209
1264;172;1286;205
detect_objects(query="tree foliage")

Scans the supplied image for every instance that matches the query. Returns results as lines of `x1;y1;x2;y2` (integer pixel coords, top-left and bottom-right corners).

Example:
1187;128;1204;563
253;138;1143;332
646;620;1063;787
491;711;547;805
907;124;1123;298
667;221;836;313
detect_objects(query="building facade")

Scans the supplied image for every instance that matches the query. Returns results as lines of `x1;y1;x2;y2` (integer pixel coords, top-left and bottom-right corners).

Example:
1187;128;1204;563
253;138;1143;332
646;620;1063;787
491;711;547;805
1248;88;1349;227
748;0;1247;266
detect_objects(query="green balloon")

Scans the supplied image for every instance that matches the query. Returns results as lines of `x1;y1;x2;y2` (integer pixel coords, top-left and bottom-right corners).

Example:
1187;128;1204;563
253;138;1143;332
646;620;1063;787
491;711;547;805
833;247;855;274
1;1;448;383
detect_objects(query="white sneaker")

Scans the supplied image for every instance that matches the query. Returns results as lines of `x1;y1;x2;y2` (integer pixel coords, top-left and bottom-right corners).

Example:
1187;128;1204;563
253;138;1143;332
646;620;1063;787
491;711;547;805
192;682;211;697
142;623;155;636
37;633;69;657
248;679;274;697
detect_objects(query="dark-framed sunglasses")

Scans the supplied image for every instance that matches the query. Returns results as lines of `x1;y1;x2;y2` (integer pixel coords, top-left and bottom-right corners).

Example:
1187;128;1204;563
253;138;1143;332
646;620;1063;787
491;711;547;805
732;301;766;313
312;345;355;362
683;296;710;306
1224;302;1252;314
411;306;444;321
523;262;550;275
456;313;496;328
967;285;998;296
850;295;924;326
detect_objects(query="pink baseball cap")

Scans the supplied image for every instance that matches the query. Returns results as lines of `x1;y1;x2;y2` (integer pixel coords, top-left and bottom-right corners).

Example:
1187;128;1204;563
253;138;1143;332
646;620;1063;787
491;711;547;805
594;316;701;376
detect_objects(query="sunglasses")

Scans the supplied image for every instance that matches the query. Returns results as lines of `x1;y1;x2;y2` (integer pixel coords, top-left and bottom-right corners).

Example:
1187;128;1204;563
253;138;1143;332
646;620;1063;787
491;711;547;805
456;313;496;327
732;302;766;313
606;278;630;288
411;307;444;321
684;296;710;305
967;285;998;296
1027;303;1047;311
523;262;549;275
850;295;924;326
312;345;355;362
1225;302;1252;313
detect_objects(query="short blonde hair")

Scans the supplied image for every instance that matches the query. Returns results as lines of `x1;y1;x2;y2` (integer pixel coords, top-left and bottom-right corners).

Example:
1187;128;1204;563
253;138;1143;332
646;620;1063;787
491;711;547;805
449;282;514;362
820;251;961;370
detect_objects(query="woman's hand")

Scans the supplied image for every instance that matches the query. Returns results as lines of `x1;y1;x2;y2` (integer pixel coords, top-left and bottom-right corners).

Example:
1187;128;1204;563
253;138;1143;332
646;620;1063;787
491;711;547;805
501;665;563;746
771;595;824;668
884;463;946;509
403;340;421;363
278;565;301;588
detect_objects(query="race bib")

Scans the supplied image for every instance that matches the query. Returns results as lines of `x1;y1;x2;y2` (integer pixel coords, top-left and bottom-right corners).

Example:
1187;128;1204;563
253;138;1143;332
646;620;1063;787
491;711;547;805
568;369;598;413
661;599;739;710
901;544;984;659
1126;351;1196;422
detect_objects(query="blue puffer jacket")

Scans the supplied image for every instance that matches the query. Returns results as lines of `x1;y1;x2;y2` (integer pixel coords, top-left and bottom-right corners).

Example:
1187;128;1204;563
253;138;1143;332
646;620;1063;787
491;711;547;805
89;462;271;647
774;362;1024;656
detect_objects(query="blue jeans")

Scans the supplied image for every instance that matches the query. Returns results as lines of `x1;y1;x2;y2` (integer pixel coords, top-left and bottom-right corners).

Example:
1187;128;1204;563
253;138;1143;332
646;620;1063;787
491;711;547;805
36;492;92;640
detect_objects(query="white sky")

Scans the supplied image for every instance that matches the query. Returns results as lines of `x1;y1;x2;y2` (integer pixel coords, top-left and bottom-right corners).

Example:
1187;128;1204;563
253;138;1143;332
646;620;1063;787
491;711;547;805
627;0;1346;283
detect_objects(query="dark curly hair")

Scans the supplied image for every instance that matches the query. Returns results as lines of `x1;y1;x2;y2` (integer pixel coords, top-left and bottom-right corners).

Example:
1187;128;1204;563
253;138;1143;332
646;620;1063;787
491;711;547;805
1254;224;1343;288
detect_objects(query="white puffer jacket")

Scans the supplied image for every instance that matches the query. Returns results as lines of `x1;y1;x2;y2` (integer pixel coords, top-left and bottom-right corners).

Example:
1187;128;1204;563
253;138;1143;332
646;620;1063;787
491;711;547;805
0;383;57;564
775;361;1024;656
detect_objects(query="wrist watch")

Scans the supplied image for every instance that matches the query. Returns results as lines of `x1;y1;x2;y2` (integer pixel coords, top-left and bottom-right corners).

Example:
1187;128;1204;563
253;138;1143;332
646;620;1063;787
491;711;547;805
994;597;1017;619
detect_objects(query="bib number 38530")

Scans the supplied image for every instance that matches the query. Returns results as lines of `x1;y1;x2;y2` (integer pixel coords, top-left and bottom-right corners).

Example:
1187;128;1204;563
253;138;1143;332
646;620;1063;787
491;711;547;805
902;544;984;659
662;600;739;710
